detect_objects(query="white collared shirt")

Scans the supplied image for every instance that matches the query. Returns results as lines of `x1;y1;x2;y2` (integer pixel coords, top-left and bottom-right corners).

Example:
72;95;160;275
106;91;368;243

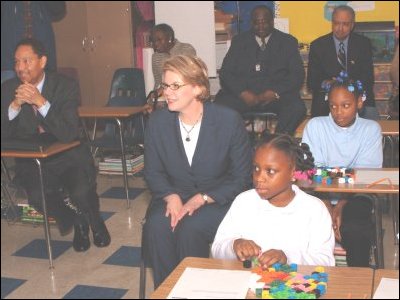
8;73;50;120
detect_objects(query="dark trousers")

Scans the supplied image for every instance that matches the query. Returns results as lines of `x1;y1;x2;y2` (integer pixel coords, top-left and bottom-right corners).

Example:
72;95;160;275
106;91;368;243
215;90;306;135
143;200;230;288
340;195;374;267
16;152;101;232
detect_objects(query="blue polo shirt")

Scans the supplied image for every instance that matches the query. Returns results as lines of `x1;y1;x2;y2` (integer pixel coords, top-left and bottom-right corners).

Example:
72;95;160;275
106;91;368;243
302;114;383;168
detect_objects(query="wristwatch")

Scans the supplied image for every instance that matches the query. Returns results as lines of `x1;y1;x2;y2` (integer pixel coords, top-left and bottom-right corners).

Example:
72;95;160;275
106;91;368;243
274;92;280;100
201;193;209;205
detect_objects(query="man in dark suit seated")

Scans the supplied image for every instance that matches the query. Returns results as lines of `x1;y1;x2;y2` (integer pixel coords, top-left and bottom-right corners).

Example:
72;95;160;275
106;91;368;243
308;5;379;120
215;5;306;135
1;38;110;252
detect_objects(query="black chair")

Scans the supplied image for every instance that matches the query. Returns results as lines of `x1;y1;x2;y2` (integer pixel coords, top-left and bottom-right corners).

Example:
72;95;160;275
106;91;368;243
109;68;146;100
242;111;278;145
91;96;145;158
91;68;147;158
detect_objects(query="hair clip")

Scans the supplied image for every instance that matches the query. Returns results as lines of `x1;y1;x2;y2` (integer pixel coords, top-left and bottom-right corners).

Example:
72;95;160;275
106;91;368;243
303;153;307;160
361;92;366;102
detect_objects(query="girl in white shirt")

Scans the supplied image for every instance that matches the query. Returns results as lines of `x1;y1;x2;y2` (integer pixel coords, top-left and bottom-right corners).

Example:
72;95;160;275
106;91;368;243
212;134;335;267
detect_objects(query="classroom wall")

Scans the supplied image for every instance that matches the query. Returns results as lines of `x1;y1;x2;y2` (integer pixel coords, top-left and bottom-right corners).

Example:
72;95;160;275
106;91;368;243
279;1;399;44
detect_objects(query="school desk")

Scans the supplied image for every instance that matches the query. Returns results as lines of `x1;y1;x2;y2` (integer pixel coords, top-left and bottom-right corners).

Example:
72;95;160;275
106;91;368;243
150;257;374;299
297;168;399;269
78;106;145;208
373;269;399;295
1;141;80;269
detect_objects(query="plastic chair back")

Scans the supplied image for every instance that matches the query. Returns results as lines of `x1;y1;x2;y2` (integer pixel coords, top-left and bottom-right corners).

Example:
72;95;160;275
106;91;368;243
109;68;146;104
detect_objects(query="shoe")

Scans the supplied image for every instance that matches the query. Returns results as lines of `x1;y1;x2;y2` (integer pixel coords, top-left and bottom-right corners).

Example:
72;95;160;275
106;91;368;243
73;222;90;252
92;221;111;247
56;216;74;236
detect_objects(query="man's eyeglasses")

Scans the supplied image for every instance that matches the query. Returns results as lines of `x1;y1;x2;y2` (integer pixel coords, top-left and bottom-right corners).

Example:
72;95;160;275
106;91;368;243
160;82;187;91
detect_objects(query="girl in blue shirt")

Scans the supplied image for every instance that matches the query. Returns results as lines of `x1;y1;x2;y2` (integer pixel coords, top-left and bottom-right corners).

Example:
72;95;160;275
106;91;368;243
302;72;383;267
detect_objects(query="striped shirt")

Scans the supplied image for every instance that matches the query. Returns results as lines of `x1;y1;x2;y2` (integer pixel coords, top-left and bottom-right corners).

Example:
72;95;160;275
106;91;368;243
152;39;196;89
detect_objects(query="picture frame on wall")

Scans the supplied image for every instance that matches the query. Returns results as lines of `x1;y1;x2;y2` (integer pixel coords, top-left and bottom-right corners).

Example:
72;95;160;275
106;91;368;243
354;21;396;63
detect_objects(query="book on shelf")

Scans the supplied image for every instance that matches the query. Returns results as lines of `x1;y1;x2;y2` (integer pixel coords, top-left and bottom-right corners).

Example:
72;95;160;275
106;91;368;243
98;154;144;175
334;242;347;267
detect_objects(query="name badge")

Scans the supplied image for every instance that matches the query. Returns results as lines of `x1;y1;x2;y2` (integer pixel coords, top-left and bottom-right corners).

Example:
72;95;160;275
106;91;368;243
255;64;261;72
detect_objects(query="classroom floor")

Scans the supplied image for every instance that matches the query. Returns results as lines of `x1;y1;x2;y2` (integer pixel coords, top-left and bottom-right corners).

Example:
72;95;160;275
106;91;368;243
1;164;399;299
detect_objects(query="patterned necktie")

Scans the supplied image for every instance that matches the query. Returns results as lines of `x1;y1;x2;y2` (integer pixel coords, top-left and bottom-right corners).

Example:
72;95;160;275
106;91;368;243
32;106;45;133
23;1;33;38
260;37;266;51
338;42;346;70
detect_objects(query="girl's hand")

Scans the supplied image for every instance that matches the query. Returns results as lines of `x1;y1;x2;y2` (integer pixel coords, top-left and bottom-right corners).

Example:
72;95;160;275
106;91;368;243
233;239;261;261
258;249;287;268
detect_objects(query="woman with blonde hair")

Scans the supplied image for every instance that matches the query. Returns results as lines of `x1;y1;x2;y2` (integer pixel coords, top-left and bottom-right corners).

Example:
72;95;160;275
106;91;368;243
143;55;252;287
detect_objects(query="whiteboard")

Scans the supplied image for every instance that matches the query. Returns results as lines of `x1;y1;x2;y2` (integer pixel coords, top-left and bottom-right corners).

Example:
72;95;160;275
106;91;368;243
155;1;217;77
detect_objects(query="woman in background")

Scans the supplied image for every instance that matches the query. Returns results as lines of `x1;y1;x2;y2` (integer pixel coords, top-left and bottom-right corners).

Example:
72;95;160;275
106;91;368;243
148;23;196;109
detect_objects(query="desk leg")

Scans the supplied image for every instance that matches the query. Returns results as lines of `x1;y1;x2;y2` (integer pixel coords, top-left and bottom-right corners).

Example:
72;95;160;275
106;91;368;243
116;118;130;208
386;136;395;167
373;195;384;268
35;158;54;269
392;194;399;245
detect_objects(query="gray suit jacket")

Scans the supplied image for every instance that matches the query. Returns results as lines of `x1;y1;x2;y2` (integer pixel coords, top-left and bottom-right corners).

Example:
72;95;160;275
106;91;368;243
144;102;252;206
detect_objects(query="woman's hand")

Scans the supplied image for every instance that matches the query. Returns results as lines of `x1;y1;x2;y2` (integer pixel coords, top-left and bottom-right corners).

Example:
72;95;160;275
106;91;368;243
177;193;205;221
164;194;183;231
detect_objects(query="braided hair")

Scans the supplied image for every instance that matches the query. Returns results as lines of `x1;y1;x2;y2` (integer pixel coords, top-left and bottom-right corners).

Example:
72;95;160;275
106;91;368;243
256;134;315;181
322;71;366;102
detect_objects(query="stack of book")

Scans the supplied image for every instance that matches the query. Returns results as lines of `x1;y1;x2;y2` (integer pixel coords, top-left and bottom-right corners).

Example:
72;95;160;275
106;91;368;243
18;204;56;224
98;154;144;176
334;242;347;267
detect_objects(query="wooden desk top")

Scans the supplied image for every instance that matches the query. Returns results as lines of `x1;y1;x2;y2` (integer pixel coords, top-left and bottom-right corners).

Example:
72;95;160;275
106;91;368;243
298;182;399;194
295;119;399;138
373;269;399;294
78;106;145;118
150;257;374;299
378;120;399;136
1;141;80;158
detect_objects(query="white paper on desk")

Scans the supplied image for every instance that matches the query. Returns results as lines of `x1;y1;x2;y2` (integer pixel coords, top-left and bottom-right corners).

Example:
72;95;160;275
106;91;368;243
373;278;399;299
167;267;252;299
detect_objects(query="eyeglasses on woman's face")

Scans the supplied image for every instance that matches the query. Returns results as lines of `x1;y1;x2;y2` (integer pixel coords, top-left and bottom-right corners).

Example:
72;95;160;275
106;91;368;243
160;82;187;91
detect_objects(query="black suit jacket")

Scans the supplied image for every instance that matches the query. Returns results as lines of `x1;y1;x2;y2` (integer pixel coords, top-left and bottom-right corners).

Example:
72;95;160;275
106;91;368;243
308;32;375;116
1;72;93;174
218;29;305;108
144;102;252;207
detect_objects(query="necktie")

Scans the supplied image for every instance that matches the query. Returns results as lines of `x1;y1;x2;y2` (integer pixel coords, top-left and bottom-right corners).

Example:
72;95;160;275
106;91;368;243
338;42;346;70
23;1;33;38
33;106;45;133
260;37;266;51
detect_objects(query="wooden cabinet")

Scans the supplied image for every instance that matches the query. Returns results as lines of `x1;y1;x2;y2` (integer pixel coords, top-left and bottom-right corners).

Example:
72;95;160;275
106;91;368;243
53;1;134;107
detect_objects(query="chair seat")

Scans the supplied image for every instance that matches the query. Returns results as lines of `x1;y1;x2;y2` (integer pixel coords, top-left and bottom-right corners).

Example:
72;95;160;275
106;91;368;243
243;111;277;119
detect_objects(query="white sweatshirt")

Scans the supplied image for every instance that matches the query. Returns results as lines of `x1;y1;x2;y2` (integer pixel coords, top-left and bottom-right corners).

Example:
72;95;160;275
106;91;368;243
211;185;335;266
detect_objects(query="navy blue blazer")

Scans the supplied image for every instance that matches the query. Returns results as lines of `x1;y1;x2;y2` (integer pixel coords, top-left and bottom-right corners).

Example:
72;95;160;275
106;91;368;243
144;102;253;206
308;32;375;110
